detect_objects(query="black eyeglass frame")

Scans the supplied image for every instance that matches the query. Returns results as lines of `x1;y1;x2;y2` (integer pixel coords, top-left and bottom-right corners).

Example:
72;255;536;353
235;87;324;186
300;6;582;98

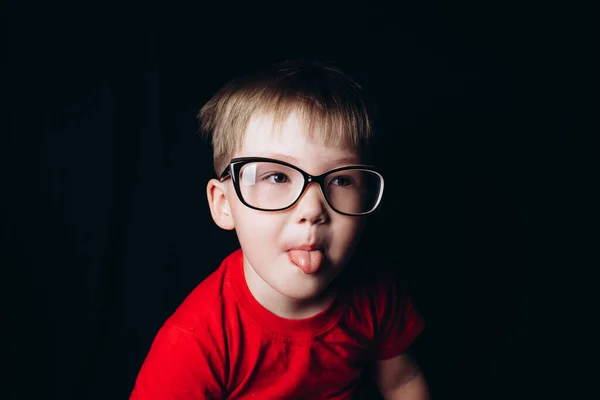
219;157;384;216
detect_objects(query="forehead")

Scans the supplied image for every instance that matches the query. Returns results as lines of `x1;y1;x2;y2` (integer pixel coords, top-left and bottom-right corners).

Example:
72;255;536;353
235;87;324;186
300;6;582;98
236;112;362;170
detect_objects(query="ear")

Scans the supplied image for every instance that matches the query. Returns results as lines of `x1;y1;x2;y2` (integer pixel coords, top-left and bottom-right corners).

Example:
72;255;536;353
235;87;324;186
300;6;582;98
206;179;235;230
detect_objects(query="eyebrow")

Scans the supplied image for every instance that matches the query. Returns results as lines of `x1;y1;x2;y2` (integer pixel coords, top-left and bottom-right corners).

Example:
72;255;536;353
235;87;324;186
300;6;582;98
259;153;298;164
259;153;361;166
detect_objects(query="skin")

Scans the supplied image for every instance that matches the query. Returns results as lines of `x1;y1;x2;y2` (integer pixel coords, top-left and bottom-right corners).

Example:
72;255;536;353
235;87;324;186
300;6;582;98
206;111;366;319
374;354;430;399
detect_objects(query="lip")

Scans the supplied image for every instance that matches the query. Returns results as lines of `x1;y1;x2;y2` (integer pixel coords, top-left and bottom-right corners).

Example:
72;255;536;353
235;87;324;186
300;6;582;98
288;244;322;252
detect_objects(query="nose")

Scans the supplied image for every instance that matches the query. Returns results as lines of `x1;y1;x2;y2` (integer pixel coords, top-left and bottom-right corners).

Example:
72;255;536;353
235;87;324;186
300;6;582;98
293;182;329;225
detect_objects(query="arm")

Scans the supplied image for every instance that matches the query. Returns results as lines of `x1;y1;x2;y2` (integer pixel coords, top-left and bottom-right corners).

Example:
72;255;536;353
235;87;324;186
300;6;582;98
374;353;430;400
368;266;428;399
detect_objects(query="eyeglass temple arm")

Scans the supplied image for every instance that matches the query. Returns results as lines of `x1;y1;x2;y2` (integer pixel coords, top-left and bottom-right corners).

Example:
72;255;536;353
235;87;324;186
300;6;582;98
219;165;232;181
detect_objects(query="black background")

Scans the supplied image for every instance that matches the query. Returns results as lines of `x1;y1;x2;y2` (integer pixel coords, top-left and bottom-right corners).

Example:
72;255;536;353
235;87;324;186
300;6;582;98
3;1;593;399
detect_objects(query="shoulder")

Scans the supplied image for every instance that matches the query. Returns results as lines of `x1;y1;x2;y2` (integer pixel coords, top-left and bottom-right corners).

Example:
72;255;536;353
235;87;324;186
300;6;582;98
130;251;245;398
341;253;421;326
166;249;242;332
341;254;425;358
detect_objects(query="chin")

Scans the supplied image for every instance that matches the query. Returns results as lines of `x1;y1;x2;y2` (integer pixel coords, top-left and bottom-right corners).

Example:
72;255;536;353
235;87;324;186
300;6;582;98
276;280;331;301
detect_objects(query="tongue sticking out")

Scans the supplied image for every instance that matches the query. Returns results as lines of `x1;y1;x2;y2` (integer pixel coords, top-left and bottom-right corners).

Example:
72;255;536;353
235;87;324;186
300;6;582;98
288;250;323;275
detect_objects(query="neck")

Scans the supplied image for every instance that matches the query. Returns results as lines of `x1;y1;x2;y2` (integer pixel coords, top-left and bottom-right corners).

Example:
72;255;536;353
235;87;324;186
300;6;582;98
243;261;338;320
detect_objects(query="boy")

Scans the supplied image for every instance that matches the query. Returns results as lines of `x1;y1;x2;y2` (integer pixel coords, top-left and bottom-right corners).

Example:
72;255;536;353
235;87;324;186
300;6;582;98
130;59;429;399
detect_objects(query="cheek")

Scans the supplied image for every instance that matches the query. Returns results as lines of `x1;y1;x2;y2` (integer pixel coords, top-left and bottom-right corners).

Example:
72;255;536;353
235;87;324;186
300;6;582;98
330;218;365;254
230;204;284;245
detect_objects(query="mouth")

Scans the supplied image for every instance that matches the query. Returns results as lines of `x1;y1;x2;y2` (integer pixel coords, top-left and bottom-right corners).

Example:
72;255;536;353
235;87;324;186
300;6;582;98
290;244;323;252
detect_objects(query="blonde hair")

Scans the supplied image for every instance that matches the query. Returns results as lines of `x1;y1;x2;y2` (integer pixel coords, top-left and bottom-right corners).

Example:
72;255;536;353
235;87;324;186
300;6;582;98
198;59;376;175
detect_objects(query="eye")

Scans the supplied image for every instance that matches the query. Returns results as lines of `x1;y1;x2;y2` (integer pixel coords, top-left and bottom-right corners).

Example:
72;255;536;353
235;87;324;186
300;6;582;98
263;173;290;183
330;176;354;187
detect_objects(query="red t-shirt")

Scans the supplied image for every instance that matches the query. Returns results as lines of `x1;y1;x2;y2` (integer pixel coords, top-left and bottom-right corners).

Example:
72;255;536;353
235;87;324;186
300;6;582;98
130;249;424;399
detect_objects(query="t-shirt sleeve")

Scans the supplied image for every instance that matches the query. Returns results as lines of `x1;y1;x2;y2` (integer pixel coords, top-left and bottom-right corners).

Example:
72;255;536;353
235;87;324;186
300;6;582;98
375;272;425;360
129;319;225;400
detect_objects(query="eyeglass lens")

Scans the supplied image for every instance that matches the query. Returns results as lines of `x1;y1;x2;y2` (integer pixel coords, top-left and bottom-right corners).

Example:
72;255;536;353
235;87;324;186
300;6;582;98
237;161;382;214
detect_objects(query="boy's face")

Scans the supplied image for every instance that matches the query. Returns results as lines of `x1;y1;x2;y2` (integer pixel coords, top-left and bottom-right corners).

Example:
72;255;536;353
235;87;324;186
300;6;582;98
208;112;367;304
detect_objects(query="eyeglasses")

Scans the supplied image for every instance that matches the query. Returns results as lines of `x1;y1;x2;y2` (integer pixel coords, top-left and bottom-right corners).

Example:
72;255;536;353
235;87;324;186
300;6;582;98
219;157;384;216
